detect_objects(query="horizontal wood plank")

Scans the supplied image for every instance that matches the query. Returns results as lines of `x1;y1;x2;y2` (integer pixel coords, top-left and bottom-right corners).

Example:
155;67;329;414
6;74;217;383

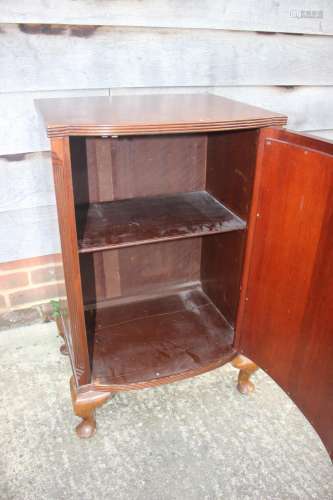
1;25;332;93
0;152;54;212
1;87;333;155
0;89;109;155
304;129;333;140
2;1;332;35
0;205;60;262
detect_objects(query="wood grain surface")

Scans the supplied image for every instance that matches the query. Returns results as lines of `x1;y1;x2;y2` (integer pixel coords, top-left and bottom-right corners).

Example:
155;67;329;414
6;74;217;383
3;24;332;93
88;286;235;389
36;94;287;137
76;192;246;253
51;137;90;386
2;1;332;35
236;127;333;459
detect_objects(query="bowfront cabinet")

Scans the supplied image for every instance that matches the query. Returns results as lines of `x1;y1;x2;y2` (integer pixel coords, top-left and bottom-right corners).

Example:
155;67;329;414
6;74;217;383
37;94;332;459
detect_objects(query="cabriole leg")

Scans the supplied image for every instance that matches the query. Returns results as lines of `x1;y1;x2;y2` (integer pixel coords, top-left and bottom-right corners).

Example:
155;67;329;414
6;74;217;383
55;317;69;356
74;407;96;438
232;354;259;395
70;377;112;438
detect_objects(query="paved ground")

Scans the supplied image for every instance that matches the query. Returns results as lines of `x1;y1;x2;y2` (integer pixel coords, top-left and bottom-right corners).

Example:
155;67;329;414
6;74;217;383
0;322;332;500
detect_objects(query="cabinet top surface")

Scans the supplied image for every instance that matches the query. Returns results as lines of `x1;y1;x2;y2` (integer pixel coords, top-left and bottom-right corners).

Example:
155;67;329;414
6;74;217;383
35;94;287;137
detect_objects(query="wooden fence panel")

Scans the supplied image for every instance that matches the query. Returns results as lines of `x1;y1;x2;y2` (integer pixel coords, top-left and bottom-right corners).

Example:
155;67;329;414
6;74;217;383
2;0;332;35
0;89;109;155
0;205;59;262
1;24;332;92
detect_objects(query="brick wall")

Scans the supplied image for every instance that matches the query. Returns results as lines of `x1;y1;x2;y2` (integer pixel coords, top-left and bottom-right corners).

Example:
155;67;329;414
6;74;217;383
0;254;65;316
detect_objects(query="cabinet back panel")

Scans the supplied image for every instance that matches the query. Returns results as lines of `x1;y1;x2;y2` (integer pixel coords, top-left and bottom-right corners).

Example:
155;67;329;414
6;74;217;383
71;131;257;321
80;238;201;305
71;134;207;204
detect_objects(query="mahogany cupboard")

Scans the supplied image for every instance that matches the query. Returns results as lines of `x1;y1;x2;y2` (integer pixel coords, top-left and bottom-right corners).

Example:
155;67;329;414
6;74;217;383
37;95;332;459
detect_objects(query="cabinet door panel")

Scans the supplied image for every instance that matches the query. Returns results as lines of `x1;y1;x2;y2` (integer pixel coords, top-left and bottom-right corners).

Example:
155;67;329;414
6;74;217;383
236;128;333;459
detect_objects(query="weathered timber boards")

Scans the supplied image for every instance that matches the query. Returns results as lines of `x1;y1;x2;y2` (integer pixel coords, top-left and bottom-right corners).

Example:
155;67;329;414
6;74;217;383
0;89;108;155
2;0;332;35
0;152;54;211
0;205;59;262
1;25;333;92
305;129;333;141
0;151;60;262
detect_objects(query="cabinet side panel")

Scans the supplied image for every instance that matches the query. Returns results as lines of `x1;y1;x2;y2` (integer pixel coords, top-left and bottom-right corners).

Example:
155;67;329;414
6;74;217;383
202;129;258;324
201;231;246;326
206;129;259;220
237;132;333;458
51;137;90;386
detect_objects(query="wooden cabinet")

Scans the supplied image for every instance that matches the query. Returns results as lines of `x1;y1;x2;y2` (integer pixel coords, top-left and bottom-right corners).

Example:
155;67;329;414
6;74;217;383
37;94;332;458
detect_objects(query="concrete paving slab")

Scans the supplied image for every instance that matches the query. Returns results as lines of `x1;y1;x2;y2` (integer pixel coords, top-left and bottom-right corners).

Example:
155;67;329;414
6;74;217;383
0;323;332;500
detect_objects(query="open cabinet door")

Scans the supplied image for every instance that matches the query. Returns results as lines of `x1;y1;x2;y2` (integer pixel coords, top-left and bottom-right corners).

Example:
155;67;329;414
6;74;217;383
236;128;333;459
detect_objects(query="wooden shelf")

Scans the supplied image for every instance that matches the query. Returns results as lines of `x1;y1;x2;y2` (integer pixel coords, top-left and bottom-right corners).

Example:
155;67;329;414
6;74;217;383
86;287;235;389
77;191;246;253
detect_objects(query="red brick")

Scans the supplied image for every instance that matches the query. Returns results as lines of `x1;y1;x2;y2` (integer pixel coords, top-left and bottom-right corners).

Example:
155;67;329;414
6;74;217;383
0;272;29;290
0;253;62;272
30;265;64;284
9;283;66;307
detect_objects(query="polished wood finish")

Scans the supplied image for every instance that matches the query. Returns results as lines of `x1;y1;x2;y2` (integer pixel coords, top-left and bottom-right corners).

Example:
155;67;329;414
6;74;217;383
36;94;287;137
70;376;112;438
231;355;259;394
80;239;201;306
201;129;258;326
49;114;253;436
206;129;259;220
51;137;90;386
46;93;332;457
77;191;246;253
74;133;207;306
73;134;207;203
55;315;69;356
236;127;333;459
201;231;246;327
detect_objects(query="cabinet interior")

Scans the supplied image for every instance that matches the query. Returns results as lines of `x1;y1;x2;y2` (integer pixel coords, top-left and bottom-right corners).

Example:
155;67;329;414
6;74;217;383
69;129;259;386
